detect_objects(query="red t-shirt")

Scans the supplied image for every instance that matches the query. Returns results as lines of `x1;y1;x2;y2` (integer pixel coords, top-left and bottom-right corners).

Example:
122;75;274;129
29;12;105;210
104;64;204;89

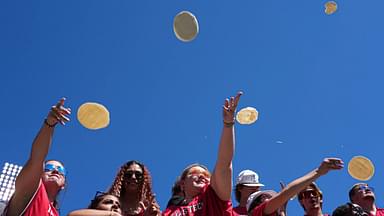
250;202;276;216
18;181;59;216
232;206;247;216
163;185;232;216
373;208;384;216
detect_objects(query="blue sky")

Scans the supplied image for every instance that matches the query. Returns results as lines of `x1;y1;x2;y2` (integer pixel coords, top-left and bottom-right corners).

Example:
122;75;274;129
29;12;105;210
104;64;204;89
1;0;384;215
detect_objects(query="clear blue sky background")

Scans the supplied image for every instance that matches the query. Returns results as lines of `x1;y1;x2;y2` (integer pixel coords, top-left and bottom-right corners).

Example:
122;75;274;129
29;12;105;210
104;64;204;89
1;0;384;215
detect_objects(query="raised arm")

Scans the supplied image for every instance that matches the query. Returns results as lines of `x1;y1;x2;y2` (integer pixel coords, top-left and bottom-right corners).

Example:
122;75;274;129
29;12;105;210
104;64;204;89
263;158;344;215
68;209;121;216
7;98;70;216
210;91;242;201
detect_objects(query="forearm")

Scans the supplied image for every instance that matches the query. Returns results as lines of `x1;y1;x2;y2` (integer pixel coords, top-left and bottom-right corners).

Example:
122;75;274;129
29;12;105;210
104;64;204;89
29;120;55;163
68;209;119;216
211;125;235;201
265;169;321;214
216;126;235;167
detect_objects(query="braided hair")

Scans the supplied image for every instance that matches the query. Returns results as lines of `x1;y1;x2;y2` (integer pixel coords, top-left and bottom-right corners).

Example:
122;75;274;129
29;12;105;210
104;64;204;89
108;160;155;206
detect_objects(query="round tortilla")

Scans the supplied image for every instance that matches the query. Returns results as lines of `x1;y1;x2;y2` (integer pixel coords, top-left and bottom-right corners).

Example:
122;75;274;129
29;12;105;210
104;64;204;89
173;11;199;42
348;156;375;181
325;1;337;15
77;102;110;130
236;107;259;125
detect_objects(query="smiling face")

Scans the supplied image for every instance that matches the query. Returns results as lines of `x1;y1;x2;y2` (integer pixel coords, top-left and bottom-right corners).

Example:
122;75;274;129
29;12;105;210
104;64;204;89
42;160;66;190
96;194;122;214
181;165;211;198
123;163;144;192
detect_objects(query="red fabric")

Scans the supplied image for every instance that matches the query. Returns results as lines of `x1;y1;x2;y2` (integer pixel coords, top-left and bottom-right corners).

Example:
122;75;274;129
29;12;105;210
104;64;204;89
23;182;59;216
374;208;384;216
250;202;276;216
162;184;232;216
232;206;247;216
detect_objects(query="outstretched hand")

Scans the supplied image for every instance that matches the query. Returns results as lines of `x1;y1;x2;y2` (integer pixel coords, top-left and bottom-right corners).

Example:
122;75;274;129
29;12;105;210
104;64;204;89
222;91;243;125
317;158;344;176
46;98;71;126
140;196;161;216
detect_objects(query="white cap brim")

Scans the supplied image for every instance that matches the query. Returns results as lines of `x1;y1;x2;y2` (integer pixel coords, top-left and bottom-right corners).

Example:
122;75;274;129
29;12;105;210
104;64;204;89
241;183;265;187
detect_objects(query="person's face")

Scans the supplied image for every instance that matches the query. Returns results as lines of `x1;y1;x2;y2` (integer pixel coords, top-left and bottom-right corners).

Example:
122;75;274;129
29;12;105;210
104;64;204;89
239;185;260;201
181;166;210;197
96;195;122;214
249;194;272;215
352;184;375;203
299;188;322;211
42;160;66;190
123;163;144;191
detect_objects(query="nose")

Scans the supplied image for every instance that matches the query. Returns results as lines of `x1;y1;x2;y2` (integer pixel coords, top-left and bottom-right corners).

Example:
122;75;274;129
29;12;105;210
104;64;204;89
51;169;60;174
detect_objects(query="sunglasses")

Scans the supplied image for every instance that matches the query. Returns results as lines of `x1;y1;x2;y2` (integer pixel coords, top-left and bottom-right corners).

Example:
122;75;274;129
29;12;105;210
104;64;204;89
298;190;320;199
357;185;374;192
124;171;143;180
44;163;66;176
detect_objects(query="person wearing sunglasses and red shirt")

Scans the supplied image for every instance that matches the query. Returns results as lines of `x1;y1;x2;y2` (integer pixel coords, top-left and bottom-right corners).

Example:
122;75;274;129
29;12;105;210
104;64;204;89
297;182;330;216
349;183;384;216
163;92;242;216
246;158;344;216
2;98;70;216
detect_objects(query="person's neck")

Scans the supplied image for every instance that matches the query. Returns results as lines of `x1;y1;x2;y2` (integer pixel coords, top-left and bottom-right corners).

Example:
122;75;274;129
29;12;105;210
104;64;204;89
45;185;60;204
121;193;142;214
359;200;377;215
305;208;323;216
238;197;248;208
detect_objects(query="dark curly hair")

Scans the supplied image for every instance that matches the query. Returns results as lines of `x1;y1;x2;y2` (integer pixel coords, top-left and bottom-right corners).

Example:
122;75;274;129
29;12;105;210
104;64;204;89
108;160;155;206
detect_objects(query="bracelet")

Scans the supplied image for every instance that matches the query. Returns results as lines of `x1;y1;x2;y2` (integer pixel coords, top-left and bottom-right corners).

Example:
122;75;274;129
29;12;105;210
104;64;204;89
44;118;57;128
223;120;235;127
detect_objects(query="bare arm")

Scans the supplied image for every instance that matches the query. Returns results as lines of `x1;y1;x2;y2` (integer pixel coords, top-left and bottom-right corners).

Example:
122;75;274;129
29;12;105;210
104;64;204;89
68;209;121;216
7;98;70;216
263;158;344;215
211;92;242;201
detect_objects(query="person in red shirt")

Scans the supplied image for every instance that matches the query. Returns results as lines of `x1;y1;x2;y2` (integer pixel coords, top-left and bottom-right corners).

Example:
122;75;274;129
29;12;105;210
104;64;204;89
233;170;264;216
3;98;70;216
298;182;330;216
246;158;344;216
163;91;243;216
349;183;384;216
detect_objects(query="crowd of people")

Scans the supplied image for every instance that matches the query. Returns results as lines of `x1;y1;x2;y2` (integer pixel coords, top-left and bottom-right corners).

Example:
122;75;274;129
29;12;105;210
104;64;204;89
1;92;383;216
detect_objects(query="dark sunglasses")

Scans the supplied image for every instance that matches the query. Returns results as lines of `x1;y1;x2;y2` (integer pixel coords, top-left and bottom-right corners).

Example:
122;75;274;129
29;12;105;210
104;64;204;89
124;171;143;180
44;163;66;176
298;190;320;199
357;185;374;192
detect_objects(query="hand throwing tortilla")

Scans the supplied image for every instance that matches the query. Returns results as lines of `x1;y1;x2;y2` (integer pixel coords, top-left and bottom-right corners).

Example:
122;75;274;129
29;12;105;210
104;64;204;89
236;107;259;125
77;102;110;130
325;1;337;15
173;11;199;42
348;156;375;181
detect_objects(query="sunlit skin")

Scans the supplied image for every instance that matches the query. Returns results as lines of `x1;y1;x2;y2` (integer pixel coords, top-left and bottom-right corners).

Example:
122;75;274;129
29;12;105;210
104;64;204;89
181;166;211;201
124;164;144;192
299;189;322;214
239;185;261;207
42;160;66;190
96;195;122;214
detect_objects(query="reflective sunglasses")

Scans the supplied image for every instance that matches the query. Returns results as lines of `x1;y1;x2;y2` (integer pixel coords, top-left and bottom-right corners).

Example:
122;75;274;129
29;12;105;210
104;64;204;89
357;185;374;192
44;163;66;176
124;171;143;180
298;190;320;199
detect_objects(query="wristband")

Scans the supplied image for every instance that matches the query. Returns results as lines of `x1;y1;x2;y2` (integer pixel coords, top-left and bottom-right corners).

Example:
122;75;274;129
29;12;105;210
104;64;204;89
44;118;57;128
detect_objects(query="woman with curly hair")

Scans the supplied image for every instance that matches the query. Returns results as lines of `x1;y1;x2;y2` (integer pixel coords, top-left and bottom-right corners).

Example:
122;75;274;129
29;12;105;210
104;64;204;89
108;160;161;216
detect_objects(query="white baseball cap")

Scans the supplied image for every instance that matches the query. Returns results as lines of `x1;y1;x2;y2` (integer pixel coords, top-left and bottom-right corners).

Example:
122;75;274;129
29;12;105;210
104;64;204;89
236;170;265;187
246;190;277;212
